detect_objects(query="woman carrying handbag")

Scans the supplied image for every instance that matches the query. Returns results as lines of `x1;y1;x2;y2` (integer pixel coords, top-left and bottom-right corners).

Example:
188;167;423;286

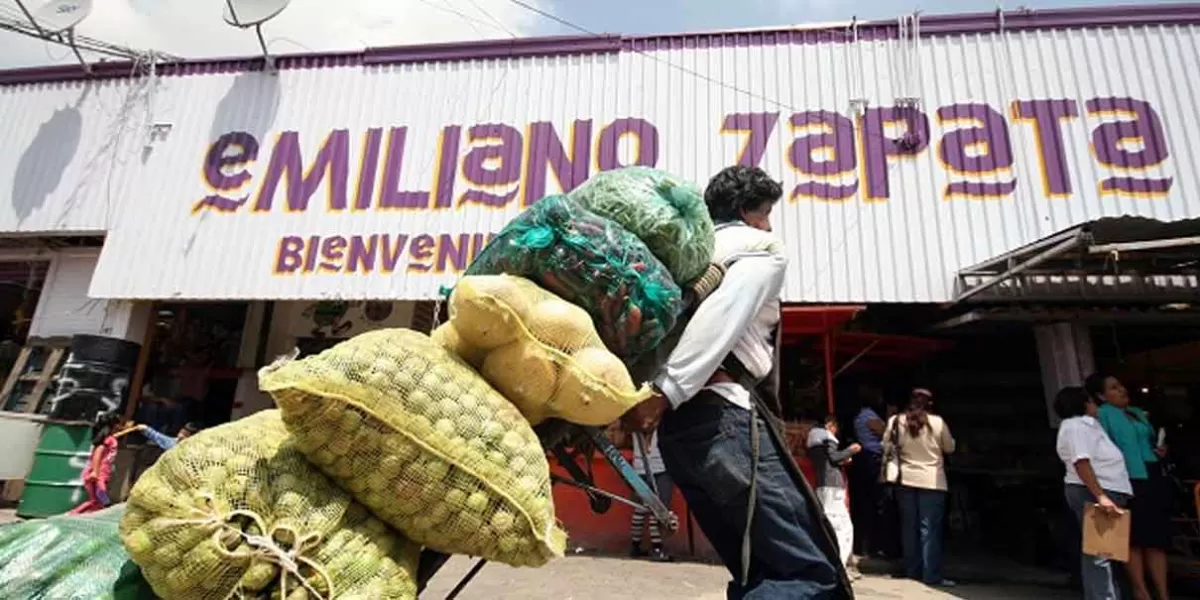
881;388;957;587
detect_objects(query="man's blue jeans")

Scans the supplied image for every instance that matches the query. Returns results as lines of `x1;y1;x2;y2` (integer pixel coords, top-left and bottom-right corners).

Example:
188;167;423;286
896;486;947;584
1065;484;1130;600
658;394;841;600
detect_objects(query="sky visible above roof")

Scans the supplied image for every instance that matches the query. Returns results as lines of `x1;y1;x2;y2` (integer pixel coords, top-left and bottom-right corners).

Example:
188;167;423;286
0;0;1186;69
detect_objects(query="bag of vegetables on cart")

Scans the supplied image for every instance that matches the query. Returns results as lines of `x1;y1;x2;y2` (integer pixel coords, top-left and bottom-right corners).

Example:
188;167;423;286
464;194;683;359
120;410;419;600
259;329;567;567
568;166;715;286
435;274;651;426
0;504;155;600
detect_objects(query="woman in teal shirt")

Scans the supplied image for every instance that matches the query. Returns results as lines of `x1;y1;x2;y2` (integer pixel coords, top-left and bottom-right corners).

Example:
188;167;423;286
1087;373;1170;600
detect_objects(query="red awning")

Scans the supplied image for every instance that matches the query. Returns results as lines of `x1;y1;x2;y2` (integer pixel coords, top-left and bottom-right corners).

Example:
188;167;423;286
781;305;864;335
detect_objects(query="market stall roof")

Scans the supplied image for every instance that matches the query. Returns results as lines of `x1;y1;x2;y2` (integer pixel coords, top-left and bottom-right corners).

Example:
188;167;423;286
951;216;1200;304
780;305;864;336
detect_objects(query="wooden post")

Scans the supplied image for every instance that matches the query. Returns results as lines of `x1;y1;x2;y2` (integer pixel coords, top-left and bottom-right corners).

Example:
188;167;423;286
823;330;835;413
124;302;158;423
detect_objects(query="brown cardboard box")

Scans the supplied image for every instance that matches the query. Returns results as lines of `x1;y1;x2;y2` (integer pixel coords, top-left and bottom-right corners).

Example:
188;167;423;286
1082;503;1131;563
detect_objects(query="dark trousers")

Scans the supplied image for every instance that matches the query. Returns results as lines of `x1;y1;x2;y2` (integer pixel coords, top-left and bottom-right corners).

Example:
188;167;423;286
659;394;840;600
897;486;947;584
849;451;885;556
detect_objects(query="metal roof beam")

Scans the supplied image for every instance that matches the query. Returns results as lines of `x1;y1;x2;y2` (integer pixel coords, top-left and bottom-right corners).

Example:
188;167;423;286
958;226;1084;275
949;233;1085;305
1088;235;1200;254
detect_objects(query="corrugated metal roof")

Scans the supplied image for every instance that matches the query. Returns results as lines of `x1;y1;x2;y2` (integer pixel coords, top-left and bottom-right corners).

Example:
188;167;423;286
0;6;1197;302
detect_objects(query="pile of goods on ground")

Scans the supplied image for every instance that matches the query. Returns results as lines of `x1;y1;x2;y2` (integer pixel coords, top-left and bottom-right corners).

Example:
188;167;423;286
120;410;419;600
50;166;715;599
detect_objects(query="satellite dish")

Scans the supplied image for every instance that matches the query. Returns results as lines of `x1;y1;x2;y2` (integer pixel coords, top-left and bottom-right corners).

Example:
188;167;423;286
33;0;93;34
223;0;291;28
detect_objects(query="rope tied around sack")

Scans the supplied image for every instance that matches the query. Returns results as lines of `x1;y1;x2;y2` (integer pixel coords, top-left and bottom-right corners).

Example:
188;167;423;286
163;494;336;600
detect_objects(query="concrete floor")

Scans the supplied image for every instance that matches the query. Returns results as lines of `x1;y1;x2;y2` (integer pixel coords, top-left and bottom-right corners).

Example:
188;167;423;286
420;555;1078;600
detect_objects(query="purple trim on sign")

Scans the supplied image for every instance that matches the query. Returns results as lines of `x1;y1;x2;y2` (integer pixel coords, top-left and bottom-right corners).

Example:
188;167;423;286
1;3;1198;86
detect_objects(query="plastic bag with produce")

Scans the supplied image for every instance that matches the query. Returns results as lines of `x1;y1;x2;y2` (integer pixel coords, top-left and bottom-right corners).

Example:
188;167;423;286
465;194;683;359
435;274;651;426
0;504;155;600
259;329;567;567
120;410;419;600
569;166;715;285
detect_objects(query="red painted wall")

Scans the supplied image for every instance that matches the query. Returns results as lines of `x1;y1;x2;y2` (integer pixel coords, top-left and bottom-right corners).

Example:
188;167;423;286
548;450;817;561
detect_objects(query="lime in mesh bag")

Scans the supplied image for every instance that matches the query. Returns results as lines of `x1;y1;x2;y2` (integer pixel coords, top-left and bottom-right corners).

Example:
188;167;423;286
0;504;155;600
258;329;566;567
120;409;420;600
568;166;715;285
465;194;683;358
434;274;651;427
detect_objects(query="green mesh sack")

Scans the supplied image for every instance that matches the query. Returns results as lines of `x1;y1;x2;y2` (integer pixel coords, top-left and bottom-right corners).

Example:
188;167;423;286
0;505;155;600
569;166;715;285
465;195;683;358
120;410;420;600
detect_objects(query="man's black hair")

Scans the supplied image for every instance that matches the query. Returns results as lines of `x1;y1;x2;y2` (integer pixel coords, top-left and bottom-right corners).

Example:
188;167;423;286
1054;386;1090;420
704;165;783;222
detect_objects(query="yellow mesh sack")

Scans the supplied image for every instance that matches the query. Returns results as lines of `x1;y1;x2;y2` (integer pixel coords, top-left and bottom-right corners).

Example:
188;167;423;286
439;275;652;427
258;329;566;567
119;410;419;600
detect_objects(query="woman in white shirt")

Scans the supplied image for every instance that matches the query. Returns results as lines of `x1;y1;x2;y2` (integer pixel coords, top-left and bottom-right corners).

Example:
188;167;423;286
1054;386;1133;600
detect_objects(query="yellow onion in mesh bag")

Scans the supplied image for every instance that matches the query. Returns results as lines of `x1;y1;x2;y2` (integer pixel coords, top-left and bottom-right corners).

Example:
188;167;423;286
258;329;566;567
119;410;419;600
440;274;651;426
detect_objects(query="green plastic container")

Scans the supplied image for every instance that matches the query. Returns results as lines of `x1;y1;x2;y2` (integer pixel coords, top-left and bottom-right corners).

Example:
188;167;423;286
17;421;93;518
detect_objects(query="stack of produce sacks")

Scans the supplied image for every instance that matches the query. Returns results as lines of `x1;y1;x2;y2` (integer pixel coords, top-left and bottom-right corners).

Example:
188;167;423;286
258;329;566;567
443;167;714;427
119;410;420;600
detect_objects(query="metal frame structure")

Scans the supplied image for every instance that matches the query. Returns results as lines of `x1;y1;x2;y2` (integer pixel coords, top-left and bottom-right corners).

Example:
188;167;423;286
951;217;1200;305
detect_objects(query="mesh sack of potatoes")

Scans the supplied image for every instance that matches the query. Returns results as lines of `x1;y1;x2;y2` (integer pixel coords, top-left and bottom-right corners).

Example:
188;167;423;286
258;329;566;567
0;504;155;599
464;194;683;359
433;274;651;426
119;410;419;600
568;166;715;285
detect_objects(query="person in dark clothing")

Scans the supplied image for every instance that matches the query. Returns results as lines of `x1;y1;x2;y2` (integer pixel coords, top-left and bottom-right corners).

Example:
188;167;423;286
849;386;894;559
624;166;849;600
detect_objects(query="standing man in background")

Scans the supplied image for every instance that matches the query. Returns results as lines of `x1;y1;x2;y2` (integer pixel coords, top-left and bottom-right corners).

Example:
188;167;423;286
850;384;888;559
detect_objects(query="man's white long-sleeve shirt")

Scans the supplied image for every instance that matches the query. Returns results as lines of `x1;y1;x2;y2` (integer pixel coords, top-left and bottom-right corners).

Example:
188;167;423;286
653;222;787;410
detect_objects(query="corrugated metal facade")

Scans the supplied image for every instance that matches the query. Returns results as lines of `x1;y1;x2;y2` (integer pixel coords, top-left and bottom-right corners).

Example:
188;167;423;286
0;6;1197;302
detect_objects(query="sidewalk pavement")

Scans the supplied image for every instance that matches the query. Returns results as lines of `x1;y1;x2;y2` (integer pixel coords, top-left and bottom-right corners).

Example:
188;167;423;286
421;555;1078;599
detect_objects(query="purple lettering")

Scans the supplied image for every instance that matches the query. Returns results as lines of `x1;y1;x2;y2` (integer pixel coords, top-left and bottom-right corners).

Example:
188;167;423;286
319;236;348;272
194;131;259;213
1087;97;1173;196
303;235;320;272
597;118;659;171
937;103;1018;199
254;130;350;212
433;125;462;209
354;128;383;210
523;120;593;207
436;234;471;272
274;236;304;273
378;127;430;210
860;106;929;201
408;234;436;272
347;236;378;273
460;123;522;208
722;112;780;167
381;234;408;273
788;111;858;202
1012;99;1078;197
